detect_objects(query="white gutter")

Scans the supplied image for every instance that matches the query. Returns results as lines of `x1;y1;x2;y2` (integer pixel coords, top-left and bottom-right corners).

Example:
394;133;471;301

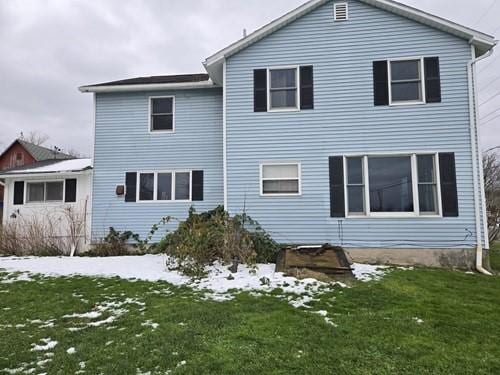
79;80;220;93
222;60;228;209
467;43;495;275
0;170;92;179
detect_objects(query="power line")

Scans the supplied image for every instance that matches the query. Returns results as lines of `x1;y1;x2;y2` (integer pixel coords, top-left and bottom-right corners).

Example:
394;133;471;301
473;0;497;26
480;112;500;127
484;145;500;153
480;107;500;120
479;53;500;74
479;91;500;107
479;74;500;91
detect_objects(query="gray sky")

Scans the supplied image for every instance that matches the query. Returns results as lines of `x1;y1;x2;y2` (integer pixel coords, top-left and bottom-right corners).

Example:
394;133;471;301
0;0;499;156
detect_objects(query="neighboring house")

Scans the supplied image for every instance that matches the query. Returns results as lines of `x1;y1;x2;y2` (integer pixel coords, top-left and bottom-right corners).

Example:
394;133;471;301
0;139;73;222
0;159;93;253
79;0;497;269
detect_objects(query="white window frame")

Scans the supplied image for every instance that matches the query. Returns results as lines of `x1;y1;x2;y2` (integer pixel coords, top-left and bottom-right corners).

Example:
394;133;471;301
333;2;349;21
267;66;300;112
136;170;192;203
340;152;442;218
25;180;65;204
149;96;175;133
260;162;302;197
387;57;426;106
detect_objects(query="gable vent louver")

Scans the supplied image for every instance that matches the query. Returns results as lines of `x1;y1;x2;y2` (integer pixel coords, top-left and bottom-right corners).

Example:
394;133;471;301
334;3;348;21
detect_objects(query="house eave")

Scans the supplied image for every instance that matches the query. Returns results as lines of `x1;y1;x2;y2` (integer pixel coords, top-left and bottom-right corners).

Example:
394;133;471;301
0;168;92;179
79;80;220;93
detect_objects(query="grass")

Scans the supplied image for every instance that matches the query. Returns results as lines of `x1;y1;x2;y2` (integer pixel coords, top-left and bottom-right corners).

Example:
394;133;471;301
489;241;500;272
1;264;500;374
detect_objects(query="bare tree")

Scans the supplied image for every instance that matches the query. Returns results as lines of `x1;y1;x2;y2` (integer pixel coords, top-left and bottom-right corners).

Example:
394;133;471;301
20;131;50;146
483;150;500;235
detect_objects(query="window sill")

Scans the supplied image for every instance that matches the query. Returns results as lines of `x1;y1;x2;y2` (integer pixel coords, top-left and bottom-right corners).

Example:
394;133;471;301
343;213;442;219
267;107;300;113
260;193;302;197
136;200;192;203
389;100;426;107
149;130;175;134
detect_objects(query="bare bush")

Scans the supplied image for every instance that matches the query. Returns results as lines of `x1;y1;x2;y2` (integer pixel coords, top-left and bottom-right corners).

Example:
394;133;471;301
0;206;87;256
483;150;500;230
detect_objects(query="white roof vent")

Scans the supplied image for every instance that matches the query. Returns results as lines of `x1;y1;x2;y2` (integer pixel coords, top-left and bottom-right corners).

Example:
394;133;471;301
334;3;348;21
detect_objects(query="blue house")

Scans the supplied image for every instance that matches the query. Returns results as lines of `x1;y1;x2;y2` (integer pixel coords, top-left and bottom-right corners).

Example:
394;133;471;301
80;0;497;270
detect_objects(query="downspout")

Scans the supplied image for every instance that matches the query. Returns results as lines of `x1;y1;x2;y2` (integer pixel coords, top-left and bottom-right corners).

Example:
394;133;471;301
467;44;494;275
222;59;228;210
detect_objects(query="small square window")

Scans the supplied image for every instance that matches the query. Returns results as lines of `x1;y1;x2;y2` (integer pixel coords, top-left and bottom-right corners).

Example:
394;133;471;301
27;183;45;203
45;181;64;201
261;163;300;195
150;97;174;132
269;68;298;110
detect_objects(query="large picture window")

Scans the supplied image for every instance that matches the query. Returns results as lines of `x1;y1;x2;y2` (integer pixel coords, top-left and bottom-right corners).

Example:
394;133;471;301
389;59;424;104
150;97;174;132
268;68;298;110
138;171;191;202
344;154;441;217
27;181;64;203
261;163;301;195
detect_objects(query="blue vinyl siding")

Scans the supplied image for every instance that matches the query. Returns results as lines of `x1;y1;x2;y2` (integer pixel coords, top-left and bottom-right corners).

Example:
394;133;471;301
225;0;485;248
92;89;223;240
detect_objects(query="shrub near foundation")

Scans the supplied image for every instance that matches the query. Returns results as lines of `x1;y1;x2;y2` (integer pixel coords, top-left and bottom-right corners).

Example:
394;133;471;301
159;206;279;278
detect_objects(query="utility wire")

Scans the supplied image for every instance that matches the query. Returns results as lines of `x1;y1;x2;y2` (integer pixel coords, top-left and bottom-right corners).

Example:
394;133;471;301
480;106;500;120
480;74;500;91
480;112;500;127
484;145;500;153
473;0;497;27
479;91;500;107
479;53;500;74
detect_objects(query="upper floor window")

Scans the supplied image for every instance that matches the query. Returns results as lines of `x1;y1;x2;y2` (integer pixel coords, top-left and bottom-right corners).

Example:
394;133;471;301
389;59;424;104
27;181;64;203
269;68;299;111
261;163;301;196
150;97;174;132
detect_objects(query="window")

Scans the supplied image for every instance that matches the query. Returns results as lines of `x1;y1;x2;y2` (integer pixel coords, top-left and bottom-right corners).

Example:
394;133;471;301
261;163;301;195
417;155;438;214
150;97;174;132
269;68;298;110
26;181;64;203
157;173;172;201
344;154;441;217
346;157;365;215
369;156;413;213
138;171;191;202
389;59;424;104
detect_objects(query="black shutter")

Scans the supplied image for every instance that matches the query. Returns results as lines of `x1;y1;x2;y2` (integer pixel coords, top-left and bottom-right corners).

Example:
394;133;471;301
373;60;389;106
192;170;204;201
254;69;267;112
125;172;137;202
13;181;24;205
329;156;345;217
65;179;77;203
300;65;314;110
424;57;441;103
439;153;458;217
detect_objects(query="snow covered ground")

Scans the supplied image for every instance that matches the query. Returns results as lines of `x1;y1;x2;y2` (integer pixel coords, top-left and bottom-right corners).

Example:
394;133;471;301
0;255;389;301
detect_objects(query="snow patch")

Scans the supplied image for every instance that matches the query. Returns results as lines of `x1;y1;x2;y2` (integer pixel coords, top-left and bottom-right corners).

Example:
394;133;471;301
141;320;159;330
31;338;58;351
66;347;76;354
351;263;388;282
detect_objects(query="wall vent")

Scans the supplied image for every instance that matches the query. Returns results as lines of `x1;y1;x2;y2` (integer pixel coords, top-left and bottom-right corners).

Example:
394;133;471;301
334;3;348;21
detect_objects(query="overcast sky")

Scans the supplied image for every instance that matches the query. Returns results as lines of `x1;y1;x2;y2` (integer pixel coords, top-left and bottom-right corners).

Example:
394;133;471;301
0;0;499;156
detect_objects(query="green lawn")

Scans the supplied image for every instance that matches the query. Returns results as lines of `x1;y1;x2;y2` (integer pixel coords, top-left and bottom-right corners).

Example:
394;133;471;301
489;241;500;272
1;265;500;374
